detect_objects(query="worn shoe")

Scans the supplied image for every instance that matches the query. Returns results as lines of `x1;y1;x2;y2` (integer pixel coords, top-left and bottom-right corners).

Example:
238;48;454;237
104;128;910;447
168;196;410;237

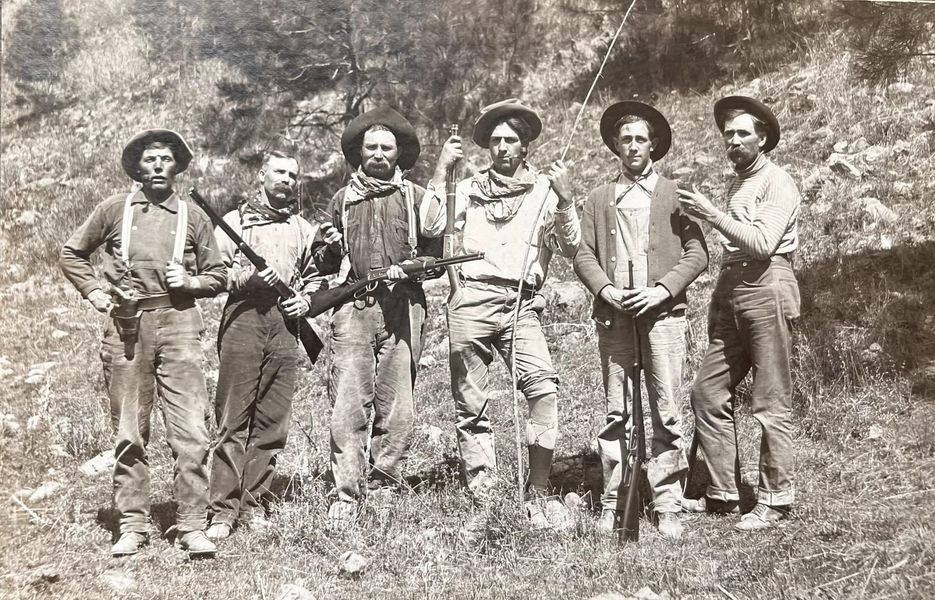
205;522;232;541
680;496;740;514
111;531;148;556
544;498;574;531
657;512;684;540
524;499;551;530
597;509;618;532
735;503;788;531
178;530;218;557
467;471;499;508
327;500;358;528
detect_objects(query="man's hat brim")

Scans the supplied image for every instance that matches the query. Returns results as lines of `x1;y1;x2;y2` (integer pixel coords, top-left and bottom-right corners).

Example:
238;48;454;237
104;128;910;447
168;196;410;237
713;96;780;153
341;106;421;171
599;101;672;161
472;100;542;147
121;129;193;181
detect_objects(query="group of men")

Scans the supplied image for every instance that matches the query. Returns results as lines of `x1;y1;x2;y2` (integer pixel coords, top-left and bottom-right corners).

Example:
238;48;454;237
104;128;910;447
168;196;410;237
59;93;800;557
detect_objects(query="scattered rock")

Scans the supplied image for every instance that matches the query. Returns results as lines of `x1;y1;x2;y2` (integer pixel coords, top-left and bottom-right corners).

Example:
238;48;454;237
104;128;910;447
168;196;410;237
867;424;884;440
832;140;848;153
418;355;437;369
28;481;64;503
857;197;897;225
806;126;833;142
564;492;585;511
851;137;870;153
0;357;14;379
26;415;41;432
337;551;369;578
80;451;115;477
892;181;914;199
277;583;315;600
100;570;136;594
826;153;861;179
631;587;670;600
887;82;915;95
16;211;37;227
420;527;439;542
801;167;831;195
860;145;888;164
25;362;58;385
51;329;69;340
421;425;444;446
892;139;912;157
2;414;21;436
34;177;57;189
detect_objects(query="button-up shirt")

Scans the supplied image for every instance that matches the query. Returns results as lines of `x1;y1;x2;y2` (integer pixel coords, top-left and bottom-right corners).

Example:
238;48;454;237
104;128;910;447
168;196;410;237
612;165;657;288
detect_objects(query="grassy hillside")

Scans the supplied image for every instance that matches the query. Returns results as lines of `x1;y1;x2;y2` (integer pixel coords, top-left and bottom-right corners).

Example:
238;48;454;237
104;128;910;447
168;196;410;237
2;1;935;598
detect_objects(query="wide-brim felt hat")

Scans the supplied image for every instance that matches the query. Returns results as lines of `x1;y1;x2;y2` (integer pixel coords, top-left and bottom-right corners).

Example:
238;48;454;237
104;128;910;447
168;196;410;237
599;101;672;161
472;98;542;147
714;95;780;153
341;106;421;171
121;129;193;181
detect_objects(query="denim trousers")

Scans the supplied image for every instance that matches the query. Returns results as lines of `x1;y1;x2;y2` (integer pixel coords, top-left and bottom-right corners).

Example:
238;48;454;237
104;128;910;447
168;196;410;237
597;313;688;514
329;283;425;502
209;297;298;525
447;282;560;489
100;305;210;534
691;258;800;506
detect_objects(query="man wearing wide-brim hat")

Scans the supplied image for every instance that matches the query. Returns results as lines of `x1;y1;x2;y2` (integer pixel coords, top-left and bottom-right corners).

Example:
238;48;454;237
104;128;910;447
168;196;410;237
677;96;801;531
60;129;226;556
574;101;708;539
425;98;581;531
317;105;441;526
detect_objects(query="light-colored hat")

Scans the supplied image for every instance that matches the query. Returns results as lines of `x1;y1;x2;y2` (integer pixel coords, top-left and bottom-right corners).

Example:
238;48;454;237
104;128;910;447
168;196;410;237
121;129;193;181
472;98;542;147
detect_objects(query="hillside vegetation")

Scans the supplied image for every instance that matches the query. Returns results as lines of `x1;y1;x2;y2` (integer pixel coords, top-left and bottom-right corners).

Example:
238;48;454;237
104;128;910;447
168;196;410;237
2;1;935;599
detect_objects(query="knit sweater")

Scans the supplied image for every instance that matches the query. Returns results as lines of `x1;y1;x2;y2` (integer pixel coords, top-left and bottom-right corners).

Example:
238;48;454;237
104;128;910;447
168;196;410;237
574;175;708;325
713;154;800;262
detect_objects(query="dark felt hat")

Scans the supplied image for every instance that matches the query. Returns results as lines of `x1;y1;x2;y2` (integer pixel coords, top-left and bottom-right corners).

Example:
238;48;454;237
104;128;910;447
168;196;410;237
121;129;193;181
341;106;421;171
713;96;780;153
599;101;672;161
472;98;542;147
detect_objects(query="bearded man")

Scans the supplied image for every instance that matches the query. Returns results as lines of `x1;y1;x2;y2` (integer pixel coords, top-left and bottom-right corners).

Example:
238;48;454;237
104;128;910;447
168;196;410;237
319;106;441;525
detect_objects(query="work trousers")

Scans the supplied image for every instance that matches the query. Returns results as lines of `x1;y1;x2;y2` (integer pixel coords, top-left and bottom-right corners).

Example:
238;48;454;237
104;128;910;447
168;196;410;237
209;297;298;526
691;258;800;506
447;281;560;490
100;305;210;534
329;283;425;502
597;313;688;514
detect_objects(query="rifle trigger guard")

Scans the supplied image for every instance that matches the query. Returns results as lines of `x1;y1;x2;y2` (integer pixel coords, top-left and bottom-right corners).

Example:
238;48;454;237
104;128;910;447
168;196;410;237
353;280;379;300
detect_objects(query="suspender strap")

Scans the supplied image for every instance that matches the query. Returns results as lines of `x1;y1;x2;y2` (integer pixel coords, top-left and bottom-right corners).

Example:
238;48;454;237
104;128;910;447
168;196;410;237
405;180;417;258
173;200;188;264
120;191;189;265
120;192;136;264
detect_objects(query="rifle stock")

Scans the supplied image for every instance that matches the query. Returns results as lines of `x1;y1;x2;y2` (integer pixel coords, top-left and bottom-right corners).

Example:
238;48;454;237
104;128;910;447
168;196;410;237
189;187;325;364
619;259;646;543
306;253;484;318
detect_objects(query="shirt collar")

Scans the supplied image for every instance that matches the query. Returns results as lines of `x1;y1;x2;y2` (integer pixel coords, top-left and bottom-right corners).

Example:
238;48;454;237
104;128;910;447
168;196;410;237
130;190;180;213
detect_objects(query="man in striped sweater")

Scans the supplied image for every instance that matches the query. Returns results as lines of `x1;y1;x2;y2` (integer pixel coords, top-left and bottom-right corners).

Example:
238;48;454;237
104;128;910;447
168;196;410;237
678;96;801;531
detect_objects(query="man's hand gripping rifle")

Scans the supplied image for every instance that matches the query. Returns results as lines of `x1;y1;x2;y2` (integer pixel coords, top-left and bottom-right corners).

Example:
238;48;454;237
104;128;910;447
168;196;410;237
189;187;325;363
304;253;484;319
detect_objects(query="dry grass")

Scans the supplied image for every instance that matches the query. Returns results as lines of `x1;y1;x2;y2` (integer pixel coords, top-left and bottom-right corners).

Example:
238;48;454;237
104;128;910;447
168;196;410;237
3;2;935;598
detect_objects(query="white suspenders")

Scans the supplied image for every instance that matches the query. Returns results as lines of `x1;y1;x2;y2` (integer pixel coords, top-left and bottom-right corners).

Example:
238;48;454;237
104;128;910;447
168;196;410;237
119;191;189;267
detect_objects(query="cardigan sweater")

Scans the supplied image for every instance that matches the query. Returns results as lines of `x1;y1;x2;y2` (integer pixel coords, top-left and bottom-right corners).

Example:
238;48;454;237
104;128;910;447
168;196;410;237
574;175;708;326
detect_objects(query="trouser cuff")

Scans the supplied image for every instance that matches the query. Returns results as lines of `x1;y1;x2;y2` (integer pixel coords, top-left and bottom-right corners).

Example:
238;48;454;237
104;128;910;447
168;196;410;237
705;486;740;502
758;488;794;506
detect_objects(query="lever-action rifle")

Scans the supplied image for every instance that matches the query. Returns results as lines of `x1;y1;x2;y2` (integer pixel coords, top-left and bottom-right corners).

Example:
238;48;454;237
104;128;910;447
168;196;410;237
189;187;325;364
619;259;647;543
305;253;484;319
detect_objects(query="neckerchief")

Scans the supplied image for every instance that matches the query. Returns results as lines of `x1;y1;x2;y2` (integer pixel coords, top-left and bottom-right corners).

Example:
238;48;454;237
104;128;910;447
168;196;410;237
344;166;405;206
615;164;655;203
468;164;538;223
240;190;296;228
